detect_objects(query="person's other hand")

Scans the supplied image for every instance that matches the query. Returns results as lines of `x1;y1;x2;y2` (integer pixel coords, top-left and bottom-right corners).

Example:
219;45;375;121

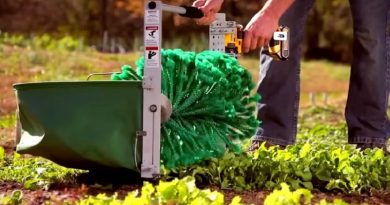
243;10;279;53
192;0;223;25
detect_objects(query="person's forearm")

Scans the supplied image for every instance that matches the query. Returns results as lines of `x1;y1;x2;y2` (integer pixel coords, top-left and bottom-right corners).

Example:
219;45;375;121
260;0;294;20
242;0;294;52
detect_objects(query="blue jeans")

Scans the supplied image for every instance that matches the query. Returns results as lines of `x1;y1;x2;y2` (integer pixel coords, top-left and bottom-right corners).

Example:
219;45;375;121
254;0;390;146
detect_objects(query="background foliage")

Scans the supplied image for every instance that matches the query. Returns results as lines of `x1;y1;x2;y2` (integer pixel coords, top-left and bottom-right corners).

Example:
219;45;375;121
0;0;354;62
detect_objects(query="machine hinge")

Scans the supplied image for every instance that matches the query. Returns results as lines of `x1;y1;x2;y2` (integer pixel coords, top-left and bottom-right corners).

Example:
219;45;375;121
136;131;147;137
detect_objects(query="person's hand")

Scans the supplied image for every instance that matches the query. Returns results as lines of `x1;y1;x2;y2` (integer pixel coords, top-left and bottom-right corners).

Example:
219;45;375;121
192;0;224;25
243;10;279;53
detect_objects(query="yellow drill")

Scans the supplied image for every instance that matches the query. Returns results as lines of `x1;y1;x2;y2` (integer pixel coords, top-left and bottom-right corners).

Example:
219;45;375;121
210;14;289;60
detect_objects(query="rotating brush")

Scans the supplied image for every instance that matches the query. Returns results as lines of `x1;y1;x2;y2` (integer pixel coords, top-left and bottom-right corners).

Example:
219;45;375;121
112;49;260;169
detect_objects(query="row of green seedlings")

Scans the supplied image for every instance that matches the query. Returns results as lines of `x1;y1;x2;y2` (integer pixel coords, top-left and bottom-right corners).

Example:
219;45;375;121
0;125;389;194
0;176;349;205
0;32;87;52
0;32;208;53
165;124;390;193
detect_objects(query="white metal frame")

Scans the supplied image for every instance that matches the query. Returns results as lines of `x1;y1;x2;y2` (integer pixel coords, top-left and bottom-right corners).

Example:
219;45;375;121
142;0;195;178
209;13;236;53
142;0;162;178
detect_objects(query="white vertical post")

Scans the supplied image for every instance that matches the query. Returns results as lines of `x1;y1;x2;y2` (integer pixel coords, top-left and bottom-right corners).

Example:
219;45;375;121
309;92;316;106
323;92;328;106
209;13;236;53
142;0;161;178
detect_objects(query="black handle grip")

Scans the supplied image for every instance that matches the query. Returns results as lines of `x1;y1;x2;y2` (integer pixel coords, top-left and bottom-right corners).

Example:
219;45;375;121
179;6;204;18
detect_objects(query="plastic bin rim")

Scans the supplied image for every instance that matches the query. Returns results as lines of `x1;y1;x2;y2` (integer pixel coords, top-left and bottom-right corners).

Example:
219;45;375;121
13;81;142;90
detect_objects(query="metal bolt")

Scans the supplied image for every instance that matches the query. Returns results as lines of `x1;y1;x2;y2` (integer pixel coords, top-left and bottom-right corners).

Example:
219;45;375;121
148;1;156;9
149;104;157;112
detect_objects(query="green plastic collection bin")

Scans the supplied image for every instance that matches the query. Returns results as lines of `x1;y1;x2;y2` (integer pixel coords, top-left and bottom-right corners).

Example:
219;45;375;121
13;81;143;172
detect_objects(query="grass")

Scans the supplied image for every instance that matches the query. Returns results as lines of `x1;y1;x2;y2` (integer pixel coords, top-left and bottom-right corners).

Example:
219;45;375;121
0;32;350;91
239;57;350;108
0;43;351;109
0;46;140;81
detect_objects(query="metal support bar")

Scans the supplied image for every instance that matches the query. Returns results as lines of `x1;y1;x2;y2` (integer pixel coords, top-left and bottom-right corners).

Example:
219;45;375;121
162;3;204;18
140;0;203;178
161;4;186;15
142;0;162;178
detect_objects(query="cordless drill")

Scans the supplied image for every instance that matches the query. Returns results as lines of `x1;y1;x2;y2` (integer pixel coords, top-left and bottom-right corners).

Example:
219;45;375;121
209;13;289;60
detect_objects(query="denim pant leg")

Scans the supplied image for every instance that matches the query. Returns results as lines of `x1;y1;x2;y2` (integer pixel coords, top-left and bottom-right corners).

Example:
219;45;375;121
254;0;315;146
346;0;390;145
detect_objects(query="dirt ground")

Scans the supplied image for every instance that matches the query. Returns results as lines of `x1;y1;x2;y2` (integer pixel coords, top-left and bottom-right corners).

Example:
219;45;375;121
0;75;18;116
0;74;19;154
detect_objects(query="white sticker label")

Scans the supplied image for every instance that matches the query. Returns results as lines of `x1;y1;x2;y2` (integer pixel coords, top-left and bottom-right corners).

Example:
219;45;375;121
273;32;288;41
146;10;160;24
145;26;159;46
145;46;160;67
